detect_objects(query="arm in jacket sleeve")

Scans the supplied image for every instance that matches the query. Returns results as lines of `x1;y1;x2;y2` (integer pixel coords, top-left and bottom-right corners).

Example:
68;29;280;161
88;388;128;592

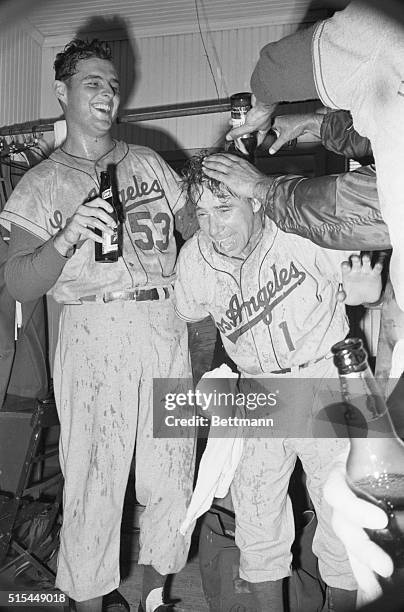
264;165;391;250
320;110;373;160
5;225;68;302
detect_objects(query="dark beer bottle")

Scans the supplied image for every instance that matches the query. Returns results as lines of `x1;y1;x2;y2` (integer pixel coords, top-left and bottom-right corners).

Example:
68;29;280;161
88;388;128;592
94;164;123;263
226;92;258;164
331;338;404;578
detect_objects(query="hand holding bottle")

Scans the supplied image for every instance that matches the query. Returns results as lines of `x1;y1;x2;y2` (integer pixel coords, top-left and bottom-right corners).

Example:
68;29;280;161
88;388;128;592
53;198;116;257
226;95;275;147
324;450;393;601
330;338;404;599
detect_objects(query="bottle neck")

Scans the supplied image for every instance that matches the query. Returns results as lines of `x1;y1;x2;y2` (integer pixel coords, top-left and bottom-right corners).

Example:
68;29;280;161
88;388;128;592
340;366;397;438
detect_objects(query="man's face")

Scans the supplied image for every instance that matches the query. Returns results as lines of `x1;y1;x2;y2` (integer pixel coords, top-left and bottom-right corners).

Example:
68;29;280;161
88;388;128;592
195;186;261;258
56;57;120;137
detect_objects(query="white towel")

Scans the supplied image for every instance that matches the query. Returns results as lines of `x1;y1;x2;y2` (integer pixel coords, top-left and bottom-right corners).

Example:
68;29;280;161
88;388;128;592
180;364;243;535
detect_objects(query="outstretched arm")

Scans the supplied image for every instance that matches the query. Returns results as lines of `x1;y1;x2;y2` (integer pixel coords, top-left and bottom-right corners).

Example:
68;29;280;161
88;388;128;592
202;153;390;251
265;110;372;160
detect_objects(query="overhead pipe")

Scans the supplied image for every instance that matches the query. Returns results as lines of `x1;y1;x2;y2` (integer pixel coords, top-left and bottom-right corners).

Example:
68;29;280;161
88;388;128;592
0;98;231;137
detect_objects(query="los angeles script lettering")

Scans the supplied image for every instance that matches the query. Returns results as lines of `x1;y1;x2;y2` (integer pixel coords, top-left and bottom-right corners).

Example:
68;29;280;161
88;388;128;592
216;261;306;342
48;176;165;230
87;175;165;210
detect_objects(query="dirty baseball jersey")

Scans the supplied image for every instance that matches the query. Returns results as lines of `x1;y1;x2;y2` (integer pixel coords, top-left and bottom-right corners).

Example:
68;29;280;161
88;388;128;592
174;222;349;374
0;141;187;303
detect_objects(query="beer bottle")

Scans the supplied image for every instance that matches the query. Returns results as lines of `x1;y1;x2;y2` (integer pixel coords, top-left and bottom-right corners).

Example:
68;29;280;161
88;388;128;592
95;164;123;263
226;92;258;164
331;338;404;578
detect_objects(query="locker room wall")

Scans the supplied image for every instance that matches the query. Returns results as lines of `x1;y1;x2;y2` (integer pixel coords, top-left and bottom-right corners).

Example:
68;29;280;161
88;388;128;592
39;20;318;152
0;22;42;126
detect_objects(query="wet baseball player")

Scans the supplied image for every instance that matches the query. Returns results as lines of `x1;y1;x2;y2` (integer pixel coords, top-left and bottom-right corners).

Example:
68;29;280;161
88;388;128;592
174;152;383;612
0;39;196;612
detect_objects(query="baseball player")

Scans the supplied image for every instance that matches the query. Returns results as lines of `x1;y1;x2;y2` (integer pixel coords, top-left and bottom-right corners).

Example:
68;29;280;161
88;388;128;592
174;152;383;612
0;39;196;612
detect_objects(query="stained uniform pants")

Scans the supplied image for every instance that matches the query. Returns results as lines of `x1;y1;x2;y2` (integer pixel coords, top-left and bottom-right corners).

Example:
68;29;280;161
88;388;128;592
231;358;357;591
53;298;196;601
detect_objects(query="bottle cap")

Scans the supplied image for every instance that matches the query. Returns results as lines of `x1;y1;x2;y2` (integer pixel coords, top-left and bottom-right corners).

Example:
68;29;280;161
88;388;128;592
230;92;252;108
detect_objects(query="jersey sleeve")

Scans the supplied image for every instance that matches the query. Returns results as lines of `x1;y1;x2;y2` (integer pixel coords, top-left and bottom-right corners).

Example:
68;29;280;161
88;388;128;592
0;165;52;241
251;24;316;104
174;242;210;322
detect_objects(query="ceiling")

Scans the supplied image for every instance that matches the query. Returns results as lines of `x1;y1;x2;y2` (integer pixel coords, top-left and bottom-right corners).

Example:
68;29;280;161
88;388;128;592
10;0;341;42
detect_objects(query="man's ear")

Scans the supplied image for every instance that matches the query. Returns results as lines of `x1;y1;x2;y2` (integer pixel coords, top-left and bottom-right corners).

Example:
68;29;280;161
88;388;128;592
251;197;262;213
53;80;67;107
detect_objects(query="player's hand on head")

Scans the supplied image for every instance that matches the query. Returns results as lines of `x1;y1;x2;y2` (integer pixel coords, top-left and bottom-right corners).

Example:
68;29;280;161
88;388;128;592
226;96;275;147
324;453;392;600
340;251;385;306
53;197;116;256
202;153;266;199
268;113;323;155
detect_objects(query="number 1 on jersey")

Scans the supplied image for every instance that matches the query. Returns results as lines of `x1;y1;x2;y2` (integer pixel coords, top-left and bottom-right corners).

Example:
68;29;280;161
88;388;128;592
279;321;295;352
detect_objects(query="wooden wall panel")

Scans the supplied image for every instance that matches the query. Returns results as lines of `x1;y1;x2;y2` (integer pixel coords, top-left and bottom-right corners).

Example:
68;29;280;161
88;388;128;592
0;25;42;126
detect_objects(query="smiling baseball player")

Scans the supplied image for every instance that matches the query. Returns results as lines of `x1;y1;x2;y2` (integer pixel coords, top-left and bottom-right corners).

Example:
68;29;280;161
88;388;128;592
0;39;196;612
174;152;383;612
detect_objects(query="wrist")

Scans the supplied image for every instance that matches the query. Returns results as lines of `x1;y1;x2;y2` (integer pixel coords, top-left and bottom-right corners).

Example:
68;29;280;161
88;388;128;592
53;231;75;258
253;98;276;119
253;177;274;203
255;99;275;110
305;113;323;139
362;292;385;309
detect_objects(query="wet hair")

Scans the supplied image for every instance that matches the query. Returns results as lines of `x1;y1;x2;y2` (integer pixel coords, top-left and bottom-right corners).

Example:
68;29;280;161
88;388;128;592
54;39;112;82
181;150;239;207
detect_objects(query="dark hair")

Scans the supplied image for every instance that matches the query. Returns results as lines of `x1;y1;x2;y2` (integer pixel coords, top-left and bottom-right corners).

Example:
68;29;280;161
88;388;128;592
54;38;112;81
181;150;239;207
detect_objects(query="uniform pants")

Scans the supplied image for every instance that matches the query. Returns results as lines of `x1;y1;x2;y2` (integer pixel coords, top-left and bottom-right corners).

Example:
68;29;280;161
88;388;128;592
53;298;196;601
231;358;357;591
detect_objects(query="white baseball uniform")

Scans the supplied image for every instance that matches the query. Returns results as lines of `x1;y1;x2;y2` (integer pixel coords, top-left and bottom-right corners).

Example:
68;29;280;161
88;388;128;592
0;140;196;601
174;221;357;590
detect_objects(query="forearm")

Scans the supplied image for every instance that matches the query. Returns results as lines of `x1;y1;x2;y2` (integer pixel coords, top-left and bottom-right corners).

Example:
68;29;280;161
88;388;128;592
5;226;68;302
264;166;391;250
320;110;373;159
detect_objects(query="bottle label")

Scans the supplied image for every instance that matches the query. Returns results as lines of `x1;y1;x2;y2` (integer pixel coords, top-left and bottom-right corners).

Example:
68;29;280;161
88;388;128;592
102;229;118;254
100;184;118;253
231;106;249;128
101;187;112;200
